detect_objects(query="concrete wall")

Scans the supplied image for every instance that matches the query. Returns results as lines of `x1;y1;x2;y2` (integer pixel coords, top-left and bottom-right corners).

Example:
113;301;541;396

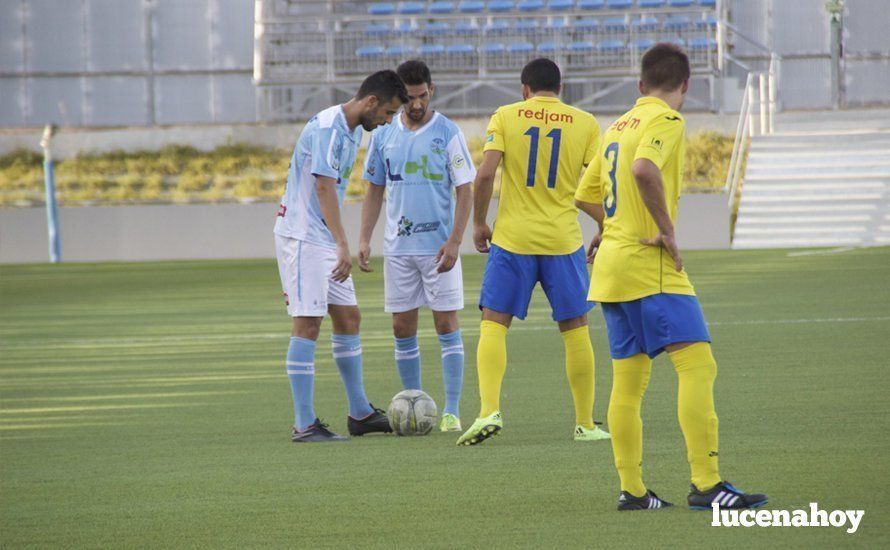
0;194;729;264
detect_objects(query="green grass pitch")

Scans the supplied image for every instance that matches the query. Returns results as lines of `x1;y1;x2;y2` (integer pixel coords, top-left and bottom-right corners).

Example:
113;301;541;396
2;248;889;547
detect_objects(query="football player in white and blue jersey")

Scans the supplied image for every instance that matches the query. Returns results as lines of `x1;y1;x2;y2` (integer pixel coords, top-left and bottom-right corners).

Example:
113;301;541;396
358;61;476;432
275;70;408;442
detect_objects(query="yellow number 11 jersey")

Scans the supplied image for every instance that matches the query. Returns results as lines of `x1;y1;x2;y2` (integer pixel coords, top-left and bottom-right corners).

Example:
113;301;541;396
575;96;695;302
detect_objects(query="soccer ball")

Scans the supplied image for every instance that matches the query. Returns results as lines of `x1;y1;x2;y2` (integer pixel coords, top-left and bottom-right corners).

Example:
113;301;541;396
387;389;437;436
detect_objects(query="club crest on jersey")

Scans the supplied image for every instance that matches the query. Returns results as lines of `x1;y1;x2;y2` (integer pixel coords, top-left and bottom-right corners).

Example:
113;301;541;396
430;137;446;155
486;133;494;142
651;138;663;150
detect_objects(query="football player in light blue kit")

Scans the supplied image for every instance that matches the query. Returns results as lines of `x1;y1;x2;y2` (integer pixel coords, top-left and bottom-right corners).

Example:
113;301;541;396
358;61;476;432
275;71;408;442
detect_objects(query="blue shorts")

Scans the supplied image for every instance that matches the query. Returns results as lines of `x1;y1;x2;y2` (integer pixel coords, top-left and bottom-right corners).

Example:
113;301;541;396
600;293;711;359
479;244;593;322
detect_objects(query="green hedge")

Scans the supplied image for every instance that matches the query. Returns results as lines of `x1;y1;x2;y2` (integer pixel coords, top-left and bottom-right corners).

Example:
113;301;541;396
0;133;732;207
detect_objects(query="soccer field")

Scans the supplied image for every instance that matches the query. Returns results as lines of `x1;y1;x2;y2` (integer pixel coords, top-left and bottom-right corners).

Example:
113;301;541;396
2;248;889;548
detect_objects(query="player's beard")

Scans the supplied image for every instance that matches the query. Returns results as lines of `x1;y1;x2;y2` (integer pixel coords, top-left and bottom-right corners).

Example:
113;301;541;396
358;112;378;131
406;106;426;123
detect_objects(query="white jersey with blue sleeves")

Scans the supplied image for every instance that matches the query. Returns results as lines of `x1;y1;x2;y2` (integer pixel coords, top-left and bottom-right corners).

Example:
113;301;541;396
363;112;476;256
274;105;362;249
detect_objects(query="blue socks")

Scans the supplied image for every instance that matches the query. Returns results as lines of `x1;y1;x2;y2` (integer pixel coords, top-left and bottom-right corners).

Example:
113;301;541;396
286;336;316;431
331;334;373;419
395;335;422;390
438;330;464;417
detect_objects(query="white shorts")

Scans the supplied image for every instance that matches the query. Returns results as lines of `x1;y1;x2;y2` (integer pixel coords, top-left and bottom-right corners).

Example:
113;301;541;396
383;255;464;313
275;234;357;317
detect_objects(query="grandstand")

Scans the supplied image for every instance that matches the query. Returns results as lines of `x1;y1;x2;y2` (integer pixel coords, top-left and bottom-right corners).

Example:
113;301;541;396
254;0;723;119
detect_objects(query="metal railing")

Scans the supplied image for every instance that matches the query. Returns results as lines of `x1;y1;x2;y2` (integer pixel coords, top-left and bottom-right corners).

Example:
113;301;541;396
725;53;778;211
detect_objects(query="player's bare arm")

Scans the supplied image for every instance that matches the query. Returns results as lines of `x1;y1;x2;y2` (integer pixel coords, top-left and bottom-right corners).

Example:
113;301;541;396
472;150;502;253
575;199;605;263
631;158;683;272
358;183;385;272
437;183;472;273
316;175;353;282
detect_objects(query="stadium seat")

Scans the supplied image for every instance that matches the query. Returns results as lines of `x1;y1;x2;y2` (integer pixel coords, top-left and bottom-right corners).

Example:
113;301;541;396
363;23;391;36
422;22;450;36
638;0;665;7
455;21;481;34
546;18;568;29
418;44;446;56
386;45;414;56
485;20;512;33
537;41;559;52
430;1;456;13
368;3;396;15
633;15;659;31
578;0;605;9
446;43;476;54
575;17;601;31
668;0;693;6
458;0;485;13
547;0;574;11
517;0;545;11
507;42;535;53
662;36;685;47
697;14;717;29
664;15;691;30
597;39;625;53
482;42;507;54
698;0;717;6
398;2;425;14
632;38;655;50
489;1;515;12
603;17;628;31
568;41;595;52
606;0;633;9
689;37;716;50
394;21;414;34
357;46;386;57
515;20;540;32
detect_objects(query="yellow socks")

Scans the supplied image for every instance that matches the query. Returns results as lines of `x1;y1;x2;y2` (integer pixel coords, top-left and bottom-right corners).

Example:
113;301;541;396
669;342;721;491
608;354;652;497
561;326;596;429
477;320;508;417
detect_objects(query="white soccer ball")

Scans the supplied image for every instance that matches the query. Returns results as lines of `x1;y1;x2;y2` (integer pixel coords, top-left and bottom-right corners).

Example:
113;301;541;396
387;389;438;436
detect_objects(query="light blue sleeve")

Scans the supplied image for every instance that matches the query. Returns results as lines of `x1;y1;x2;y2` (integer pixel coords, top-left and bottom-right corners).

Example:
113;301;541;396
309;126;342;180
362;130;386;186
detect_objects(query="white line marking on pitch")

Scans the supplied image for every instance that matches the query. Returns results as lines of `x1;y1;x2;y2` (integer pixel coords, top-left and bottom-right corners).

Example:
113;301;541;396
787;247;858;257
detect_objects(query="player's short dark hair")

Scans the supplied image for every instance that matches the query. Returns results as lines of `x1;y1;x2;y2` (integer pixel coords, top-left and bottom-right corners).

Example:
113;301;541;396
520;58;561;93
356;70;409;104
640;43;691;91
396;60;432;87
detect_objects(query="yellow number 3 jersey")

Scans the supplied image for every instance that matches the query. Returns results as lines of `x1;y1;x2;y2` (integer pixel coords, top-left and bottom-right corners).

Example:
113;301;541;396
575;96;695;302
484;96;601;255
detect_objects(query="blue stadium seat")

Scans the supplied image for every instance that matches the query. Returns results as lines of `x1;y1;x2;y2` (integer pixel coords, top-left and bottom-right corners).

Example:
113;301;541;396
546;18;568;29
603;16;628;31
568;41;595;52
455;21;481;34
632;38;655;50
638;0;665;7
633;15;659;31
364;23;391;36
423;22;450;36
697;14;717;29
664;15;691;30
578;0;605;9
606;0;633;9
398;2;425;14
489;1;515;12
662;37;685;47
430;2;456;13
368;3;396;15
418;44;446;56
446;43;476;54
575;18;601;32
394;21;414;34
515;20;540;32
386;45;414;56
668;0;693;6
482;42;507;54
597;39;625;53
485;20;512;33
458;0;485;13
689;37;716;50
517;0;544;11
357;46;386;57
547;0;574;11
537;41;559;52
698;0;716;6
508;42;535;53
